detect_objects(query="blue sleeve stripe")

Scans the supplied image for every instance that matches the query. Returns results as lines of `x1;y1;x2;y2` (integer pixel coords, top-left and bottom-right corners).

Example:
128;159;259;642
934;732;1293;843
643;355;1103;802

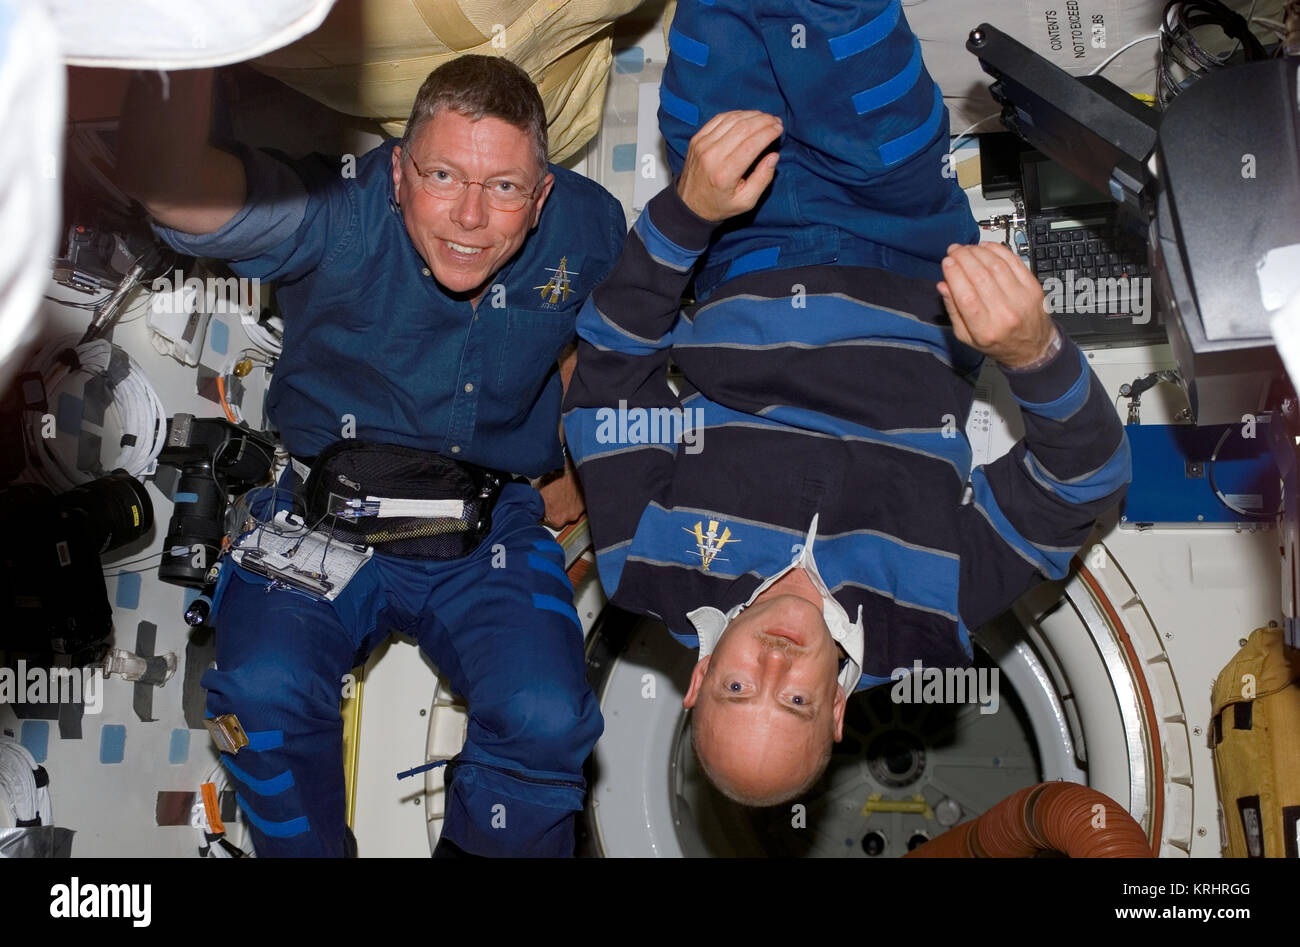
723;247;782;281
528;552;571;590
594;540;632;598
681;292;962;358
852;38;923;115
856;672;899;691
659;85;700;127
827;0;901;60
956;619;973;659
970;468;1073;579
1011;348;1091;421
234;793;310;838
668;626;701;650
222;757;295;796
879;86;943;168
668;26;710;66
635;208;703;273
577;300;670;355
566;406;685;464
532;593;583;631
1025;435;1131;505
751;403;972;479
816;531;960;620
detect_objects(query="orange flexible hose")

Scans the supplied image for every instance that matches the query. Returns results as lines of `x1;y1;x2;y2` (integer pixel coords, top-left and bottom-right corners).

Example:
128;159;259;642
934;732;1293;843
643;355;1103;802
905;782;1150;858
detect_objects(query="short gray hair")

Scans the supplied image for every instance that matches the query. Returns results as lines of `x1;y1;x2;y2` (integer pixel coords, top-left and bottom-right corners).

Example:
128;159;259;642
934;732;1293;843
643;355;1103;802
400;55;548;175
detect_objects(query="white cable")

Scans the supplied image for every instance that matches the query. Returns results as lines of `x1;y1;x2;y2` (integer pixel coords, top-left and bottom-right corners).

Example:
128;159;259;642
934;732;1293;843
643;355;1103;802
23;334;167;490
114;285;156;326
0;736;52;828
240;310;282;356
219;348;274;426
195;761;253;857
1089;31;1164;76
949;109;1003;152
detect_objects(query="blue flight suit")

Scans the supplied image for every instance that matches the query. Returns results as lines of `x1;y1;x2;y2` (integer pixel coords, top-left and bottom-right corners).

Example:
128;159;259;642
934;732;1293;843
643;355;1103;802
156;137;625;856
658;0;978;299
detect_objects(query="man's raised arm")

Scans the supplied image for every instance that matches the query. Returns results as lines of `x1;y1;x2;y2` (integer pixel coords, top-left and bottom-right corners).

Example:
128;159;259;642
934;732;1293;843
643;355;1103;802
116;69;246;236
941;242;1132;629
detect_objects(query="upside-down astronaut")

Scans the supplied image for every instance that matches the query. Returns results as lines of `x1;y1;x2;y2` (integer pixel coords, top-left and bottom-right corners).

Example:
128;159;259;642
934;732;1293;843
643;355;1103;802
564;0;1131;806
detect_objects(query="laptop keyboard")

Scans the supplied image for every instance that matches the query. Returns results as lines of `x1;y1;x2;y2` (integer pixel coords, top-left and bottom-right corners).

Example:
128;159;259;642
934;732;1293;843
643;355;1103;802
1031;220;1149;286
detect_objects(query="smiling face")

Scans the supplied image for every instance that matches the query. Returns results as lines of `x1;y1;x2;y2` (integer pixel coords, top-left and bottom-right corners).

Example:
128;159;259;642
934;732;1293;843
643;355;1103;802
683;587;848;805
391;109;554;305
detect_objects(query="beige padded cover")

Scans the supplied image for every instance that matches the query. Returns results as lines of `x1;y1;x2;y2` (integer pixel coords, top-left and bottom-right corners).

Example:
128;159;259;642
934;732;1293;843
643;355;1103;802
254;0;646;161
1210;627;1300;858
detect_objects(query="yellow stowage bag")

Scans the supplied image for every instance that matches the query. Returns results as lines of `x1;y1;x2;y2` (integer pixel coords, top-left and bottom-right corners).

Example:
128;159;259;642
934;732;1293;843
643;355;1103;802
1210;626;1300;857
254;0;646;162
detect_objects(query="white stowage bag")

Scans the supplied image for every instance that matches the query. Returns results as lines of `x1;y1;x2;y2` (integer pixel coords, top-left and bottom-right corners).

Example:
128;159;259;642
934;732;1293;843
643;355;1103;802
0;0;62;392
251;0;648;161
47;0;338;70
0;0;336;386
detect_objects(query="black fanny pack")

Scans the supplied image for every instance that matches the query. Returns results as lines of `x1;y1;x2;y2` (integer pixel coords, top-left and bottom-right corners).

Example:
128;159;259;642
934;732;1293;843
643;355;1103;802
297;440;508;560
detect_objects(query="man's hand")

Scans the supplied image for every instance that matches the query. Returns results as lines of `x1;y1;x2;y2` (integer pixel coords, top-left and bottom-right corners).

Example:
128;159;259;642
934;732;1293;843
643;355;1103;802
538;460;584;529
676;111;782;223
117;69;246;236
937;243;1059;369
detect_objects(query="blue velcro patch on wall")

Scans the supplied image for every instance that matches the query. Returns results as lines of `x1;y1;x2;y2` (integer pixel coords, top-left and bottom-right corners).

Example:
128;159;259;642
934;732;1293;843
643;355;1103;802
115;571;141;609
209;319;229;356
614;46;644;74
20;721;49;764
612;143;637;173
100;724;126;764
169;728;190;765
56;392;82;437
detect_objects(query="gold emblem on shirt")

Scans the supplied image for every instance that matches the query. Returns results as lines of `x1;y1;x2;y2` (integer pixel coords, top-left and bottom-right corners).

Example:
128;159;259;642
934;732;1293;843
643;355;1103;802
535;256;577;305
686;519;737;573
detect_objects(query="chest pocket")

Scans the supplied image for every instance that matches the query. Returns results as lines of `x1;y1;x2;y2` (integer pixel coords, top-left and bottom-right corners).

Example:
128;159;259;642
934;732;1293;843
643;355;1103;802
495;305;577;419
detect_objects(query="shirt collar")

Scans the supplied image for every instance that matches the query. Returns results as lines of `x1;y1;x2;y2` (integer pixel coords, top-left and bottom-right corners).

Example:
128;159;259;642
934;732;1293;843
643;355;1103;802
686;514;864;695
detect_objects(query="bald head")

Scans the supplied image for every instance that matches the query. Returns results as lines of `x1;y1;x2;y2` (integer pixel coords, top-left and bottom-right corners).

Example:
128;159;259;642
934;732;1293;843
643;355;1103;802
682;575;847;806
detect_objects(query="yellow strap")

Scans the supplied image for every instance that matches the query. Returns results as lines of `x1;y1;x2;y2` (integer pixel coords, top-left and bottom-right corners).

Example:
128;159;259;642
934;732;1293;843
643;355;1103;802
409;0;488;51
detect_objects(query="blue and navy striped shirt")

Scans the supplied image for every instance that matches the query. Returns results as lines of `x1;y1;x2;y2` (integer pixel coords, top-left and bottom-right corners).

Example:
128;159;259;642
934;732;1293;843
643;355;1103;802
563;186;1131;689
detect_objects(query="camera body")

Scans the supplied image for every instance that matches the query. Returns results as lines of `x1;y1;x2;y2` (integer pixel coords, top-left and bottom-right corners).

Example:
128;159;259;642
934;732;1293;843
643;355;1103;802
155;414;275;589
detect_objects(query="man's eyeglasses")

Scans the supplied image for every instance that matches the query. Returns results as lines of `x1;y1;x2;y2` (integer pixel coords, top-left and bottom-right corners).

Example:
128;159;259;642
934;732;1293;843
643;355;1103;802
406;151;541;212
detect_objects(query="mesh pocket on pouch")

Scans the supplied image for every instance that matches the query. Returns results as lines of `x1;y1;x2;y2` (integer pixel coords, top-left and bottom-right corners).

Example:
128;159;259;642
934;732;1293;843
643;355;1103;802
301;440;505;559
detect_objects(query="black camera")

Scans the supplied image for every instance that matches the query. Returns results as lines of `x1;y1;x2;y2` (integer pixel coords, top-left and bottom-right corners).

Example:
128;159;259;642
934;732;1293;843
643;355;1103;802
154;415;275;589
0;470;153;660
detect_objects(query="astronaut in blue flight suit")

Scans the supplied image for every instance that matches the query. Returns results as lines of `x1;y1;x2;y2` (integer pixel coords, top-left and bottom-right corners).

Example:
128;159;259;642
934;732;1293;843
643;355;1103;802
118;56;625;856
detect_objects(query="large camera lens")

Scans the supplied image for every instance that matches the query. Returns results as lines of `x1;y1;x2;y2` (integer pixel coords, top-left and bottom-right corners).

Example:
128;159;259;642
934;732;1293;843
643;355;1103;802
158;460;226;588
57;469;153;553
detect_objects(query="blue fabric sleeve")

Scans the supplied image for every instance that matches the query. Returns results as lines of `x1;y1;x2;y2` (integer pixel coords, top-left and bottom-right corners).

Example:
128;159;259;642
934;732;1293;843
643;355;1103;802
150;142;325;282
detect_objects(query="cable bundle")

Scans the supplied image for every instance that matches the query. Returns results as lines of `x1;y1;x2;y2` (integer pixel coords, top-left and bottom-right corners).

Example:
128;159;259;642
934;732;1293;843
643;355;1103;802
0;737;52;829
1159;1;1273;106
23;334;167;491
